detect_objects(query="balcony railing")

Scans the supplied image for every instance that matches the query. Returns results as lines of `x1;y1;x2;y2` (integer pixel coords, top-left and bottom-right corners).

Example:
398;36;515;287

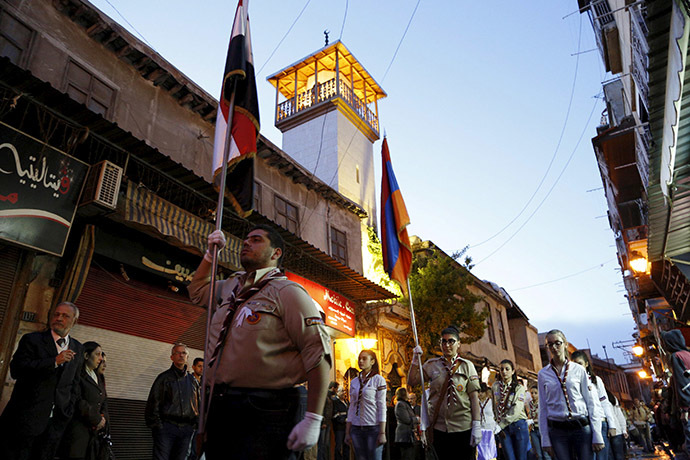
276;77;379;135
630;4;649;109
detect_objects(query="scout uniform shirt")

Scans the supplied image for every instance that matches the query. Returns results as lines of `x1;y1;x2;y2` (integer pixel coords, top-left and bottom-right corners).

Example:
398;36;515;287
423;356;480;432
492;380;527;430
188;267;331;389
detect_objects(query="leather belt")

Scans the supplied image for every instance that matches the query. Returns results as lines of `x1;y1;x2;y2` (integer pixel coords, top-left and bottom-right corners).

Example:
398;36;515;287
547;417;590;430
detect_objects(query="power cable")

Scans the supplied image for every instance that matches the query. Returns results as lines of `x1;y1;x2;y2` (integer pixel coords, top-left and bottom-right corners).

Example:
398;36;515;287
473;94;601;267
102;0;156;50
509;259;615;292
339;0;349;40
256;0;312;76
381;0;423;82
470;13;583;248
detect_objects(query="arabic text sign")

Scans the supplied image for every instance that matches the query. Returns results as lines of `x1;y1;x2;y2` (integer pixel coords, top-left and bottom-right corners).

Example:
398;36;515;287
0;122;88;255
286;272;355;336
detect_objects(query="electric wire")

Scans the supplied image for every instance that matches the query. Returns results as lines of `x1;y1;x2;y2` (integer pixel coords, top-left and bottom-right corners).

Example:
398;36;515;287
102;0;156;50
473;94;601;267
256;0;312;76
470;13;584;248
509;259;615;292
381;0;423;82
339;0;349;40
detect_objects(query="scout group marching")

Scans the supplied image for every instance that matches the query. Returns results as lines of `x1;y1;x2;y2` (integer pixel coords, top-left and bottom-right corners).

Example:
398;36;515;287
0;224;686;460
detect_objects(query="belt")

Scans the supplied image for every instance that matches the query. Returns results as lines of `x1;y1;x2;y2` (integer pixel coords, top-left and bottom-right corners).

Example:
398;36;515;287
161;417;196;427
212;384;300;399
547;417;590;430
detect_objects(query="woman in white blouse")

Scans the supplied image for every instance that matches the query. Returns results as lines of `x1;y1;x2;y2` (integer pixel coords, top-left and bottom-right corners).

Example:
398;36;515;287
346;350;387;460
537;330;604;460
571;350;617;460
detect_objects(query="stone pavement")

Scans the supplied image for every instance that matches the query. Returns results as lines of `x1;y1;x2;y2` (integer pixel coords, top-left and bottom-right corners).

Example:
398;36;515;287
628;442;678;460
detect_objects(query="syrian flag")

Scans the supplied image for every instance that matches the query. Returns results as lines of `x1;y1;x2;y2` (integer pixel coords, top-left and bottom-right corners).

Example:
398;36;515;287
212;0;259;217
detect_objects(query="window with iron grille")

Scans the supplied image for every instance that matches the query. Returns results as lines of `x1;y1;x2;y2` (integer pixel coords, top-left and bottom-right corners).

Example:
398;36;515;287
496;308;507;350
64;60;115;117
331;227;347;265
485;302;496;345
0;10;33;66
274;195;299;235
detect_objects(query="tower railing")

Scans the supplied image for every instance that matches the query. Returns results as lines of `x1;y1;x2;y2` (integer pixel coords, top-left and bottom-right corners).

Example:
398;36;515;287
276;77;379;134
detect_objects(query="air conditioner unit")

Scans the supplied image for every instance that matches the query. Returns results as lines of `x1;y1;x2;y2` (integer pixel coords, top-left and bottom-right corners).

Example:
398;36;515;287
80;160;123;211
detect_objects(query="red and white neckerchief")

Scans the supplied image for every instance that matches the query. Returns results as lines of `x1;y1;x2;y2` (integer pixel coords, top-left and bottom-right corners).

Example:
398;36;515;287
529;399;538;422
356;371;374;416
442;356;461;407
495;380;512;422
551;360;573;419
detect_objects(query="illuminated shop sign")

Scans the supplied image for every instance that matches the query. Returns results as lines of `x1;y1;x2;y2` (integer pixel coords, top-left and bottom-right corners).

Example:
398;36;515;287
286;272;355;336
0;122;88;255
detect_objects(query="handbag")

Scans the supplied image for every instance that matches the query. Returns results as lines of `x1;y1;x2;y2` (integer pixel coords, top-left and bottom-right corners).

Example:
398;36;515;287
96;432;116;460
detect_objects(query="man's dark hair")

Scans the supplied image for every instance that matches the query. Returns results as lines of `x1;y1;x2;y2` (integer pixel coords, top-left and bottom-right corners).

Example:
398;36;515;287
249;224;285;266
193;357;204;366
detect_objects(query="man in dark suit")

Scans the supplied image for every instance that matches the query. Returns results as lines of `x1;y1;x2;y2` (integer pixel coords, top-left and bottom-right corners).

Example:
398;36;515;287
0;301;84;460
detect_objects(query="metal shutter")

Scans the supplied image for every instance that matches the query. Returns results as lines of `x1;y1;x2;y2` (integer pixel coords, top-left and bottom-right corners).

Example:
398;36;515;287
0;245;21;327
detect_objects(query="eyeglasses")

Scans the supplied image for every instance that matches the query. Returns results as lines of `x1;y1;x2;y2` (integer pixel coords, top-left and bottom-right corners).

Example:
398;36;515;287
546;341;564;348
440;338;457;346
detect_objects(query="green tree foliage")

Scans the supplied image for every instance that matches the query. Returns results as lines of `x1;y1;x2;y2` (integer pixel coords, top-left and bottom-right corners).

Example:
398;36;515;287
403;249;488;354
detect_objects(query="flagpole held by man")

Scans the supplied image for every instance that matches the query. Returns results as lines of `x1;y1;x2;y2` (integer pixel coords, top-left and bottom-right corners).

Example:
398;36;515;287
191;3;332;459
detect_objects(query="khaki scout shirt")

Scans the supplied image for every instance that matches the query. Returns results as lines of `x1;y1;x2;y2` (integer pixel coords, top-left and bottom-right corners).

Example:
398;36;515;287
188;269;331;389
423;356;480;433
492;380;527;430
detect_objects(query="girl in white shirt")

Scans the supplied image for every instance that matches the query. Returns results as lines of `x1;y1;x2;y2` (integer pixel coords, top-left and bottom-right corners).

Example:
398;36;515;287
346;350;387;460
537;329;604;460
571;351;616;460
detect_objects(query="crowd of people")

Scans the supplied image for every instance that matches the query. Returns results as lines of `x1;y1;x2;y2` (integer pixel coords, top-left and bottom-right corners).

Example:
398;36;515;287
1;224;690;460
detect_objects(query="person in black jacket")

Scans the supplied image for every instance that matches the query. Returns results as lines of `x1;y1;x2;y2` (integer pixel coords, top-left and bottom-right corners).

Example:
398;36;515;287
59;341;108;460
661;330;690;459
145;343;199;460
332;383;350;460
0;302;83;460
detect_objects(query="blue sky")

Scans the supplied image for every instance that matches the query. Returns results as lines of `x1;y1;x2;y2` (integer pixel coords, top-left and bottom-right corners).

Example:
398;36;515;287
90;0;636;364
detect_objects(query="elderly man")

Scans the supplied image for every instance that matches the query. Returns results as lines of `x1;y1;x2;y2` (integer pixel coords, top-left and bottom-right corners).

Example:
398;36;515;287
188;224;331;459
145;343;199;460
0;302;84;460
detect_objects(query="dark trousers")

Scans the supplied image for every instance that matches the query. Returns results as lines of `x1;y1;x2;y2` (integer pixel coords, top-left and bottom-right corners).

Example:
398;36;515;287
205;387;303;460
608;434;625;460
350;425;383;460
432;429;474;460
0;418;66;460
334;428;350;460
152;421;195;460
317;425;331;460
548;424;593;460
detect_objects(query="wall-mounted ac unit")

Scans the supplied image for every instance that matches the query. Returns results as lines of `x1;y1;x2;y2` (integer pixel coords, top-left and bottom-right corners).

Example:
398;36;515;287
80;160;123;211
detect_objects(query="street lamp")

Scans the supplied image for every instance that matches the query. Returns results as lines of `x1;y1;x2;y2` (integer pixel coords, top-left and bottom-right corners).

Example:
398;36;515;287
638;369;649;379
632;345;644;357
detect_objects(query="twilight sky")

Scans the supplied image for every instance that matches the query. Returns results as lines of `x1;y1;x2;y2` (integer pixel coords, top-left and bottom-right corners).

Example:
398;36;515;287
89;0;637;364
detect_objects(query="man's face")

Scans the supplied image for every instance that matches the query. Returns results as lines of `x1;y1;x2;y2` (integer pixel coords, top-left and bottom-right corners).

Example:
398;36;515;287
408;393;417;406
240;229;280;271
51;304;77;337
192;361;204;377
170;346;188;369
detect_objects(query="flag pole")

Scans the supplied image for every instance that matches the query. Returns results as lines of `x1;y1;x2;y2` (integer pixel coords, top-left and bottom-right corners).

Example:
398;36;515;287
406;278;429;439
198;79;238;442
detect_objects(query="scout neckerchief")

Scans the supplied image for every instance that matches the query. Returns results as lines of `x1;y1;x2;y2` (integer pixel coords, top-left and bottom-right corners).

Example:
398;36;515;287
495;380;512;422
442;356;463;407
551;359;573;419
480;397;491;424
356;370;375;416
207;268;283;368
529;399;538;422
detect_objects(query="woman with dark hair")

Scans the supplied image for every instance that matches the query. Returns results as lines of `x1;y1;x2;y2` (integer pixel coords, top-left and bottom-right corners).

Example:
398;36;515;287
493;359;529;460
537;330;603;460
394;387;418;460
408;325;482;459
59;341;108;460
346;350;387;460
571;350;616;460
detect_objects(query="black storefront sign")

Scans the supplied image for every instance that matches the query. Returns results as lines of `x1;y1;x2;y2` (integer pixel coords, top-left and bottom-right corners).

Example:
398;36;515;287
0;122;88;256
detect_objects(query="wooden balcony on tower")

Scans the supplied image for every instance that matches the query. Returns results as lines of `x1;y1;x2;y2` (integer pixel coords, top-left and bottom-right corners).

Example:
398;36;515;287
267;41;386;142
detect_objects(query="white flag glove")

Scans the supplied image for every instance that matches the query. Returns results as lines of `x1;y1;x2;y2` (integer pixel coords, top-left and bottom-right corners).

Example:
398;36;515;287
412;345;423;363
493;424;502;435
527;419;534;428
470;420;482;447
204;230;226;262
287;411;323;451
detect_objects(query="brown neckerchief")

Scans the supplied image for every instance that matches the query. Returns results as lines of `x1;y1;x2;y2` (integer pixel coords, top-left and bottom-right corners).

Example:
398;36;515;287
429;357;463;433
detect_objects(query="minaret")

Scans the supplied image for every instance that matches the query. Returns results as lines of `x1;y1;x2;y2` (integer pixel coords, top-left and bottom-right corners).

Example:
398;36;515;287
267;41;386;228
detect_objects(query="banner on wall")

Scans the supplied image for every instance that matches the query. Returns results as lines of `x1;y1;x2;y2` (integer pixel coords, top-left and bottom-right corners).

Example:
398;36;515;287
286;271;355;336
0;122;88;256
